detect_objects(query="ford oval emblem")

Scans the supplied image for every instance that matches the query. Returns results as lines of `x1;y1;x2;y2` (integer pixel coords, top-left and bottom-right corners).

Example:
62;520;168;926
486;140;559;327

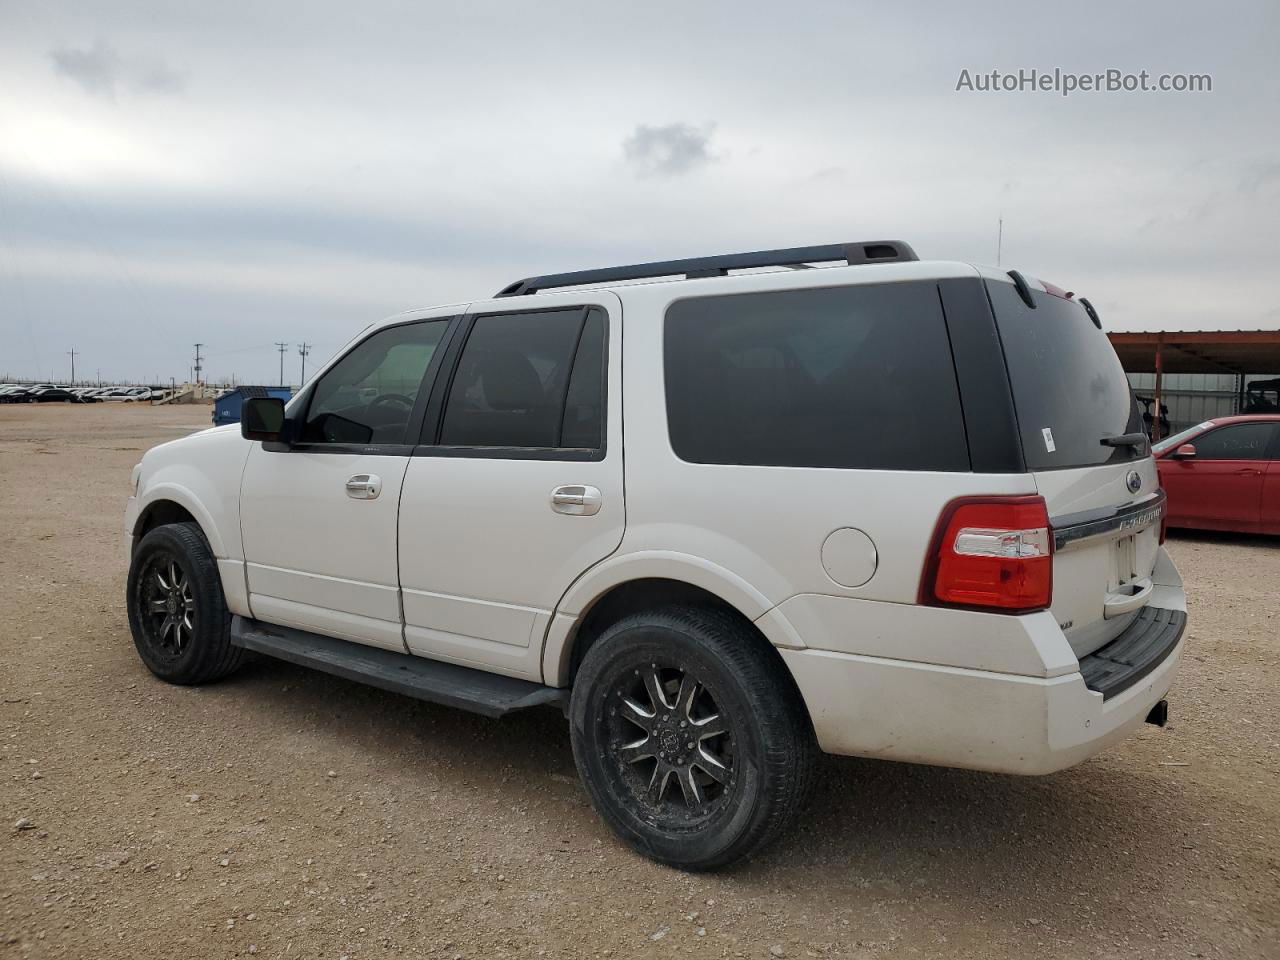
1125;470;1142;494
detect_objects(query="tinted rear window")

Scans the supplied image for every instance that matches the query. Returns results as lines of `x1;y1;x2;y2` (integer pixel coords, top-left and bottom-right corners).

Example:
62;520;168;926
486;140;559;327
664;282;970;471
987;281;1142;471
438;307;605;451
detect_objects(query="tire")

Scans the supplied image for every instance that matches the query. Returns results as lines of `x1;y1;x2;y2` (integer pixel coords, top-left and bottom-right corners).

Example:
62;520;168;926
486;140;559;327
569;606;819;870
126;522;244;685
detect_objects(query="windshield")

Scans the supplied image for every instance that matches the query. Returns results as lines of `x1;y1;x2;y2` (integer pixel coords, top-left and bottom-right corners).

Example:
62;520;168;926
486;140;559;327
987;279;1144;471
1152;421;1215;454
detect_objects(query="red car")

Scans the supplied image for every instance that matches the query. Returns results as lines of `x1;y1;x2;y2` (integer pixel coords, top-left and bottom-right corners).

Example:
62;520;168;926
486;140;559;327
1153;414;1280;534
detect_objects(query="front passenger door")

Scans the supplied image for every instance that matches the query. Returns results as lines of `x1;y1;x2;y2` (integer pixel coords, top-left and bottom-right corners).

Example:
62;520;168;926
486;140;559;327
240;311;458;650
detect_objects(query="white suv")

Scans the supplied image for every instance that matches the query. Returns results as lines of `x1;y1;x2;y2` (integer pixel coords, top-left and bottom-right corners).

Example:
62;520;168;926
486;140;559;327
124;241;1185;869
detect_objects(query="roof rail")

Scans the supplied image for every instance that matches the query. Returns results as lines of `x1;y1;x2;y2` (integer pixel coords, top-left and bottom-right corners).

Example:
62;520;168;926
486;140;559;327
494;240;919;297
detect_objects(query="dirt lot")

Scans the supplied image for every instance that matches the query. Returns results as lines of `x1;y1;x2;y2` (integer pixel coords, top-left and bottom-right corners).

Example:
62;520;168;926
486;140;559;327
0;403;1276;960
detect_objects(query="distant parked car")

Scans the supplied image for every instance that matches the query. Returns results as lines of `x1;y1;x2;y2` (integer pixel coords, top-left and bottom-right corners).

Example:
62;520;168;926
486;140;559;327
1244;378;1280;414
106;387;156;402
0;387;40;403
28;388;76;403
1154;414;1280;534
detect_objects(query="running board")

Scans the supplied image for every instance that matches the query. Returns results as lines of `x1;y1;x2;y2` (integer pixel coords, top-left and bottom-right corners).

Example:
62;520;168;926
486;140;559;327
230;616;567;718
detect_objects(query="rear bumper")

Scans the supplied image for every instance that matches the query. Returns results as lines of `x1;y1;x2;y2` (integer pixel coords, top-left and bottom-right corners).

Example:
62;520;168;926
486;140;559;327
778;550;1187;776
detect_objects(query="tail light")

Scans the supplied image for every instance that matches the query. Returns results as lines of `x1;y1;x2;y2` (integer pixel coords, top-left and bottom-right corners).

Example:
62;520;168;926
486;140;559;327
920;496;1052;613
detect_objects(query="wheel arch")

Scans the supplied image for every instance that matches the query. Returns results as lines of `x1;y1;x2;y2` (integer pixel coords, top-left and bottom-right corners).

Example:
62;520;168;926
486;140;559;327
541;551;803;688
131;486;225;558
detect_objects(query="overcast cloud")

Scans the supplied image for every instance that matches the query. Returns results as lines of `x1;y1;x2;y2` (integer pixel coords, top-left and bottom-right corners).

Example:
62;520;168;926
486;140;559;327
49;40;186;99
622;123;717;178
1;0;1277;384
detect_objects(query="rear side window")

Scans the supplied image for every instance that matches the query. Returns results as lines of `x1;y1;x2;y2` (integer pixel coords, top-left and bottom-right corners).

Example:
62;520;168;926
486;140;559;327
439;307;606;452
664;282;969;471
988;281;1143;471
1192;422;1277;460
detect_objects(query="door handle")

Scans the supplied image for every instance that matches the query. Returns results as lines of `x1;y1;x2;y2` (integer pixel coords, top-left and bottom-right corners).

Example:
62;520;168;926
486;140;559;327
550;484;602;516
345;474;382;500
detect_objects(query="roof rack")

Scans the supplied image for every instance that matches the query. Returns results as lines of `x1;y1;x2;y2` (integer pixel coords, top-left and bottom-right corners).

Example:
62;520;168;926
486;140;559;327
494;240;919;297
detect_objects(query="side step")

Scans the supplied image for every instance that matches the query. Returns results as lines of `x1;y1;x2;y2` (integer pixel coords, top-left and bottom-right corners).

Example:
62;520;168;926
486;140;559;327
230;616;567;718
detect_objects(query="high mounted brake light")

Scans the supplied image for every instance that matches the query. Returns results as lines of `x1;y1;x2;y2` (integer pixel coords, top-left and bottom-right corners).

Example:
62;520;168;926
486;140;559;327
919;495;1053;613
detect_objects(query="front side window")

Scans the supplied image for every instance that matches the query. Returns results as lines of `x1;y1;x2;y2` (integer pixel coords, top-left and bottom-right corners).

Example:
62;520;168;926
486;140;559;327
438;307;606;452
302;320;448;444
663;282;970;471
1191;422;1277;460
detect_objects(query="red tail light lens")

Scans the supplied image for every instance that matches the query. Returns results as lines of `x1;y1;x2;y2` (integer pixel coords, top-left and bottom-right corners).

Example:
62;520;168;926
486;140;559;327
920;496;1053;613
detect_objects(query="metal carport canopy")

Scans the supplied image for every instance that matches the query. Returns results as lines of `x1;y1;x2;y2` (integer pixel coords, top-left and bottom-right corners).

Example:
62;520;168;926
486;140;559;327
1108;330;1280;374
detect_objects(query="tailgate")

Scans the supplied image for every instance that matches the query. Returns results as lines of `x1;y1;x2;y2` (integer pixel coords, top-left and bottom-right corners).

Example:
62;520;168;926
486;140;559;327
1037;458;1163;658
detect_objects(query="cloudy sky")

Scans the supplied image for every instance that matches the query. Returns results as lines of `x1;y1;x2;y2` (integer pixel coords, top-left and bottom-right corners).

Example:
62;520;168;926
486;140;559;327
1;0;1277;384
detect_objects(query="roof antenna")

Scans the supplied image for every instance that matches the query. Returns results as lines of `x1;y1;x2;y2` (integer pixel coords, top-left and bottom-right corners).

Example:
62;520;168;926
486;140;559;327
996;216;1003;267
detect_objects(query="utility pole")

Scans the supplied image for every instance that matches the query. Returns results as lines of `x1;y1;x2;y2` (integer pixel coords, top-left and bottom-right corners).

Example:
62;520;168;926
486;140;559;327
67;348;78;385
193;343;204;386
298;343;312;385
996;216;1004;267
275;342;288;386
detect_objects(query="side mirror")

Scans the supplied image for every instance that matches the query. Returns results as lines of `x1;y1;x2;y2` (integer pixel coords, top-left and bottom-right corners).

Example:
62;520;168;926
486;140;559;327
241;396;287;442
1173;443;1197;459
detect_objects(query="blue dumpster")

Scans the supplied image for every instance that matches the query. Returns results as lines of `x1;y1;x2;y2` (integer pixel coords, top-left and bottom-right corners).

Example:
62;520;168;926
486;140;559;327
212;386;293;426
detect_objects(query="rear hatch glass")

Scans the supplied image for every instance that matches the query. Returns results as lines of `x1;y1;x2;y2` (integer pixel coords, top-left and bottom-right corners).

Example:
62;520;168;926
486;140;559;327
986;280;1143;469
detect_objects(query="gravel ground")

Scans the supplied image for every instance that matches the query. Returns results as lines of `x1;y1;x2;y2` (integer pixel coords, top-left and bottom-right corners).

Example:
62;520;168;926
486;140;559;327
1;403;1277;960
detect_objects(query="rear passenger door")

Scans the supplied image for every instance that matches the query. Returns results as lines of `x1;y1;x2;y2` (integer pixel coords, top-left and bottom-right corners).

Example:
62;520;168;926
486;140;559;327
397;293;624;681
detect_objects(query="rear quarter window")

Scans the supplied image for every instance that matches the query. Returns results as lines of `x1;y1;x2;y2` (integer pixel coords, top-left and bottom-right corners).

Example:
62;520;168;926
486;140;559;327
663;281;970;471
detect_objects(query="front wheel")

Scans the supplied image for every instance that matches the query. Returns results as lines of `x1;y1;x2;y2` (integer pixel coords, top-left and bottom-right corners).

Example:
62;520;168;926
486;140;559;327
126;522;243;685
570;606;818;870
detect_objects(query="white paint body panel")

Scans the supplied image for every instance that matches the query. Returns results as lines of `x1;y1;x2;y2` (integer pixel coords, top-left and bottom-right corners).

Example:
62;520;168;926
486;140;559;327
126;425;254;617
1035;458;1162;658
781;548;1185;774
240;447;410;652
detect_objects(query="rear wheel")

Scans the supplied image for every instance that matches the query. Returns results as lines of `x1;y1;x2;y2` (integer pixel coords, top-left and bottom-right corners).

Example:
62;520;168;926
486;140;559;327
570;606;818;870
126;522;243;685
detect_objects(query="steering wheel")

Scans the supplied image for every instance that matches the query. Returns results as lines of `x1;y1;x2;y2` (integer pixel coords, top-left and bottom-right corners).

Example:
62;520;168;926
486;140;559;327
368;393;414;412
